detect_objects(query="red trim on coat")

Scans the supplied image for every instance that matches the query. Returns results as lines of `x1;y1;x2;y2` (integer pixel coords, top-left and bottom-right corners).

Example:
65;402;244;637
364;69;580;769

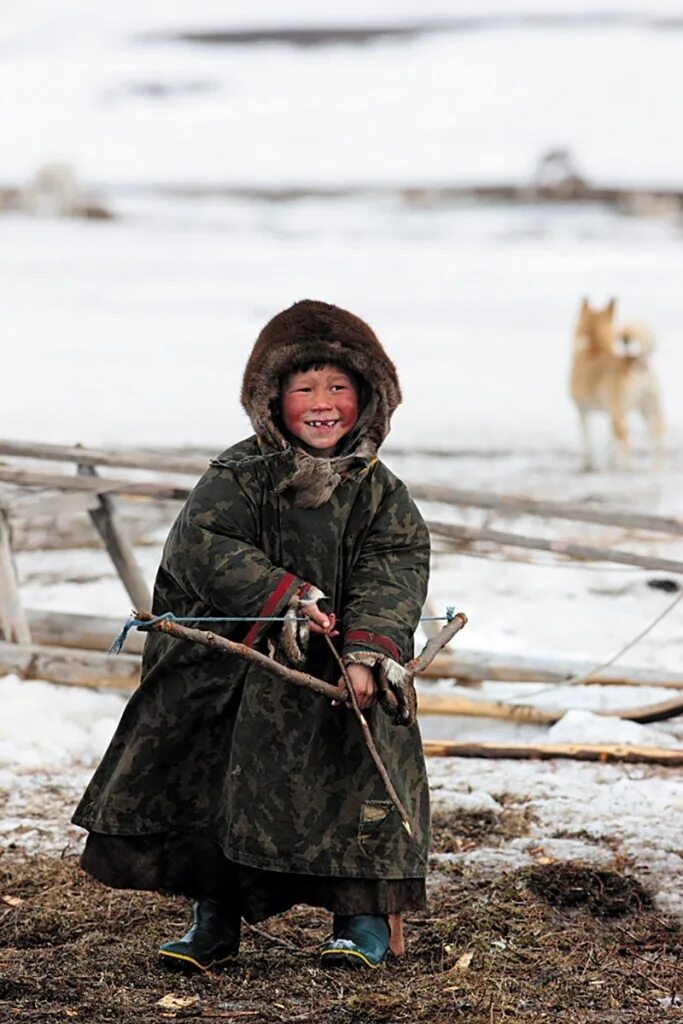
344;630;400;662
243;572;298;648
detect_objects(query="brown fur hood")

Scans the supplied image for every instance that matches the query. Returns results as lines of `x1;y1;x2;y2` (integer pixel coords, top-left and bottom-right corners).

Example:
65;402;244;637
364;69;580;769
240;300;401;507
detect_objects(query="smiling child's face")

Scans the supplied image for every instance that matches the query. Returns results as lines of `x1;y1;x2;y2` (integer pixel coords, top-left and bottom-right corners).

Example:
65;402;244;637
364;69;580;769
281;365;359;456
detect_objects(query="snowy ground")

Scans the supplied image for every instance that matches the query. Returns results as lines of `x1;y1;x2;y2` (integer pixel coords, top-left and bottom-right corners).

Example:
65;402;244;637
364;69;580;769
2;1;682;926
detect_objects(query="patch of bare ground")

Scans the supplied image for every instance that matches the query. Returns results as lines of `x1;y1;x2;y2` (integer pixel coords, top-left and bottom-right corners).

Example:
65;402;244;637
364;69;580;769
430;802;536;855
1;855;681;1024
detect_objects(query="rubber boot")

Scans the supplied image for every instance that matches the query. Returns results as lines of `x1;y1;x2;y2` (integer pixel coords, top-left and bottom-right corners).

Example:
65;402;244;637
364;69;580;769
158;899;240;972
320;914;390;969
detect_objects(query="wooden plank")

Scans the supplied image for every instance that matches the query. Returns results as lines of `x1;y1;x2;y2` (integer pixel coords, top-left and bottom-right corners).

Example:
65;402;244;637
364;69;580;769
0;490;102;517
0;510;31;643
0;466;190;501
0;641;139;690
412;483;683;536
78;463;152;611
422;740;683;766
423;650;683;689
0;438;209;476
416;690;683;724
427;520;683;575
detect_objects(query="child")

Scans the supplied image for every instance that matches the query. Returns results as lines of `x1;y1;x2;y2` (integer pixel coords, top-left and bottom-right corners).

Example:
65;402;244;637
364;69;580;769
72;299;431;971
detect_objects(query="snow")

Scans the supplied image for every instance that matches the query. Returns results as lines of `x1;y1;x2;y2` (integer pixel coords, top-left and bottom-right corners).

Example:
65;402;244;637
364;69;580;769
2;3;683;188
2;1;683;920
429;757;683;915
2;199;683;450
0;676;125;769
546;708;682;747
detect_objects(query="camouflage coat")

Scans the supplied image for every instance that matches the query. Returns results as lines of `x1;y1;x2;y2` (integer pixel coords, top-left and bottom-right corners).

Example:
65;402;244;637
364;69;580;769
73;301;431;880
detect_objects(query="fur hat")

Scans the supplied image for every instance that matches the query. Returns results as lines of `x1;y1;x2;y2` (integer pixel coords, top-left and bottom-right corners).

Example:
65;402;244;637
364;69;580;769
240;300;401;507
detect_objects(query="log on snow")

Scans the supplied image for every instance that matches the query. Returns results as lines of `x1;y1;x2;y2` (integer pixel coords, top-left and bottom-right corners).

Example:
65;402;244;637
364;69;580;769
427;521;683;575
422;740;683;766
412;483;683;536
416;691;683;724
422;649;683;689
0;641;140;690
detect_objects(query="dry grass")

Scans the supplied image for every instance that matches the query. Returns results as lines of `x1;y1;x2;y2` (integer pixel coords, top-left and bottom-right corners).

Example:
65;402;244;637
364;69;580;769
1;815;682;1024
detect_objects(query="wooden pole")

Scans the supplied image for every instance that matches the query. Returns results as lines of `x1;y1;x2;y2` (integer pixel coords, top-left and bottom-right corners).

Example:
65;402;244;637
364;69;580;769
427;520;683;575
411;483;683;536
78;463;152;611
0;438;208;476
0;510;31;644
422;740;683;767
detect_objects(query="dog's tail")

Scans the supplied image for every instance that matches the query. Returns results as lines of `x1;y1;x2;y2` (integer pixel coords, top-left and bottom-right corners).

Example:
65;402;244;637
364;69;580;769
617;320;656;362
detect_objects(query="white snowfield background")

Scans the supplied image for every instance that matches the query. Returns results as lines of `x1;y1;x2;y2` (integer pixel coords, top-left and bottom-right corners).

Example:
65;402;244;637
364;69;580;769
1;1;682;917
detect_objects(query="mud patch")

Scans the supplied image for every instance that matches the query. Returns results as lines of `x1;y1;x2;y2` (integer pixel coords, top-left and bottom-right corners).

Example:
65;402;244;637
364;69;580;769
526;863;652;918
431;808;498;851
431;802;536;854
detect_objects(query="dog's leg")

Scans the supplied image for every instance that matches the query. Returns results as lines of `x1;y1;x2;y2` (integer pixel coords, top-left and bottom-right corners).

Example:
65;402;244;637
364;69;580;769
578;409;594;471
610;401;631;471
643;396;666;471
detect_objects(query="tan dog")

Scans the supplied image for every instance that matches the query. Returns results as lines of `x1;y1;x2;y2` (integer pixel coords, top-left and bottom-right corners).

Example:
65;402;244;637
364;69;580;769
570;298;665;470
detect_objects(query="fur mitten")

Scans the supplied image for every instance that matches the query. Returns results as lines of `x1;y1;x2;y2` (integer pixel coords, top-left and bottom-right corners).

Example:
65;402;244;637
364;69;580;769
343;651;417;726
267;585;325;666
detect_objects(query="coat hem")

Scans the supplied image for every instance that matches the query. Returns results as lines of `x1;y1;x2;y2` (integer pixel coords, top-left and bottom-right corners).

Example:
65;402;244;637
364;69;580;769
71;820;427;880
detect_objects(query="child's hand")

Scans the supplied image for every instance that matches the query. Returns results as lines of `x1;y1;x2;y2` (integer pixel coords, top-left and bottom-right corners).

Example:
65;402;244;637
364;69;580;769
301;603;339;637
335;663;376;712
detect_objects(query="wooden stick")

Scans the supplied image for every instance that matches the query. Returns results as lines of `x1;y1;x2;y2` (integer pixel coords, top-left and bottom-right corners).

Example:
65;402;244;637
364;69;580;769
407;613;467;674
324;635;414;836
427;521;683;575
411;483;683;536
422;740;683;767
78;463;152;611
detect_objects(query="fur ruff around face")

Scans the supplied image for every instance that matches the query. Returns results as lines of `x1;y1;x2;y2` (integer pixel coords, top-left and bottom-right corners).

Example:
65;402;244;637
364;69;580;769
240;299;402;507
